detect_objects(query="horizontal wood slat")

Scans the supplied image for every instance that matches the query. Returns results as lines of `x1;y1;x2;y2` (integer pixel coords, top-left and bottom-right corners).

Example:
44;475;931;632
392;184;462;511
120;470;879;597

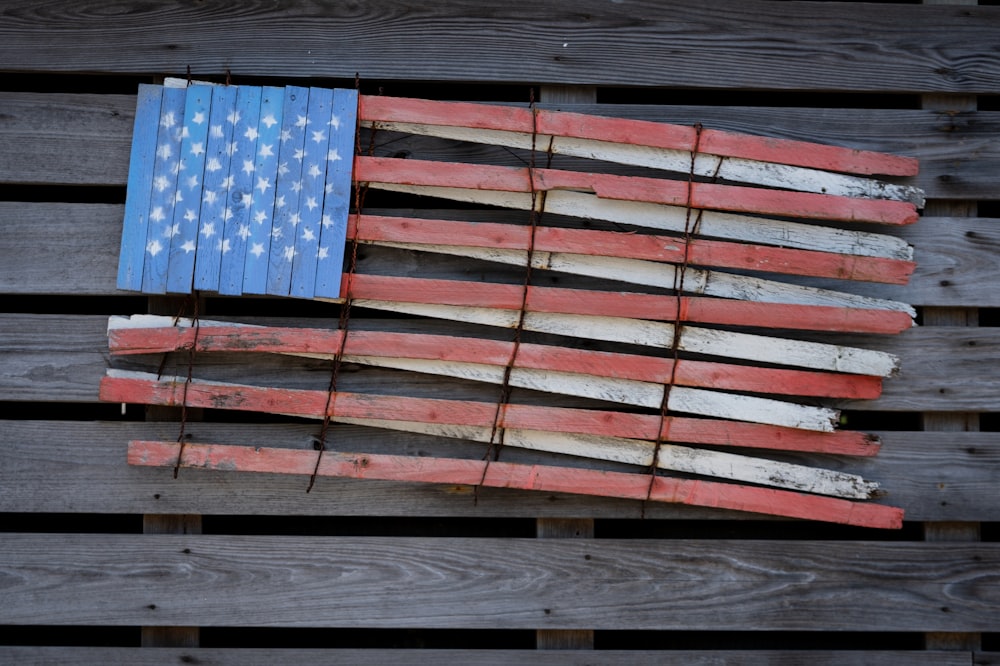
0;421;995;521
1;533;997;630
2;93;999;200
0;647;983;665
1;2;998;93
2;203;999;308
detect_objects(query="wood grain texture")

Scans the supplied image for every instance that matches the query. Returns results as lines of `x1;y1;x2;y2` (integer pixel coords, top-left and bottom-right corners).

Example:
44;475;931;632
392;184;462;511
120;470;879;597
0;421;995;521
1;533;997;631
0;647;979;666
1;2;999;93
3;93;999;201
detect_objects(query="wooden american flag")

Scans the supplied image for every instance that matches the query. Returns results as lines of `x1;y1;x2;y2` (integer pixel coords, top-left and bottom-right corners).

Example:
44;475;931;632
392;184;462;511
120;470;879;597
105;81;923;528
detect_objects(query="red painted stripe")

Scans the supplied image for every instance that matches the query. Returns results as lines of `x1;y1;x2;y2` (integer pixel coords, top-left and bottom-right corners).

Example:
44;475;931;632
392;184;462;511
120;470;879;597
359;95;918;177
100;375;880;456
109;325;882;400
356;157;918;225
128;440;903;528
349;214;916;285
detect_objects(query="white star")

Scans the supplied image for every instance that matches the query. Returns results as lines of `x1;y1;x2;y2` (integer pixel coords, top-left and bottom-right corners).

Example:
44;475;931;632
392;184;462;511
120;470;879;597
227;109;241;125
222;207;233;222
203;190;218;205
277;162;290;177
293;148;307;162
173;190;184;205
192;111;206;125
171;160;182;175
258;143;274;158
301;227;315;242
226;140;238;156
327;148;341;161
271;227;283;240
329;115;340;130
295;115;308;128
220;175;235;189
218;238;231;254
201;222;215;238
146;239;163;256
181;126;190;139
250;242;265;258
153;175;170;192
311;129;326;144
164;223;180;238
240;192;253;207
280;128;292;143
206;157;222;172
244;126;259;141
160;112;176;129
210;125;224;139
291;180;303;193
184;209;197;223
190;142;205;157
238;224;251;240
307;163;322;178
261;114;278;129
283;245;296;261
275;194;286;208
242;159;255;175
150;206;166;223
317;245;329;260
288;212;301;227
325;183;334;195
255;176;271;194
156;144;173;161
181;239;196;253
321;214;333;229
253;210;268;224
186;174;199;190
305;196;318;211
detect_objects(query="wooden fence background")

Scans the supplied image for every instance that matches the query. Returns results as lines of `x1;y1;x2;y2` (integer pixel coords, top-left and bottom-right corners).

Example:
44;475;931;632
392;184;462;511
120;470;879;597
1;1;998;663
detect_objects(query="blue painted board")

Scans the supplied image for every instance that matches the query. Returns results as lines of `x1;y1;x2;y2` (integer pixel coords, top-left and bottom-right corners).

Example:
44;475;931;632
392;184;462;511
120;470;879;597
241;86;284;295
165;85;213;294
218;85;262;296
140;86;188;294
265;86;310;296
290;87;334;300
117;84;163;292
193;85;239;292
314;87;358;299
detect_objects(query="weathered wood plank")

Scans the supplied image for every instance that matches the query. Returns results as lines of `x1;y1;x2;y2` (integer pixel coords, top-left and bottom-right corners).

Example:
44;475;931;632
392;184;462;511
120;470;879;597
1;1;999;93
0;421;994;521
3;204;995;308
0;647;980;666
1;533;997;630
3;94;1000;201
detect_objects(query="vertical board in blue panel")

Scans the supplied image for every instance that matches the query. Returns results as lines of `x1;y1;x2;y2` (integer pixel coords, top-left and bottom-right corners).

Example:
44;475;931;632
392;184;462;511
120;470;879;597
118;84;163;292
218;86;262;296
242;87;284;295
141;86;187;294
289;87;334;300
165;85;212;294
314;87;358;299
193;85;239;292
266;86;310;296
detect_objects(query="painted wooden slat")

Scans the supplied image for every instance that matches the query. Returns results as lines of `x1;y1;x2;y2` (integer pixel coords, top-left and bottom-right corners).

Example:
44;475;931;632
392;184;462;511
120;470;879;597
98;370;878;456
216;85;262;296
116;84;162;292
360;95;920;177
351;214;916;285
265;85;310;295
356;157;919;225
315;87;359;299
139;85;187;294
288;87;333;299
242;86;284;294
163;84;212;294
127;440;901;527
107;316;884;401
192;84;238;292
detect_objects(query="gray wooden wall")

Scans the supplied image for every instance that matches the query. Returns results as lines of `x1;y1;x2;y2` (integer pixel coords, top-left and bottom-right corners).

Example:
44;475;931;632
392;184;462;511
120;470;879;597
1;1;998;663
